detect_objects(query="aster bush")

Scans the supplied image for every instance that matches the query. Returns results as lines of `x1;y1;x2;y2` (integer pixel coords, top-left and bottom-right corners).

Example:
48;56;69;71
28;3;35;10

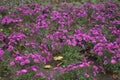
0;2;120;80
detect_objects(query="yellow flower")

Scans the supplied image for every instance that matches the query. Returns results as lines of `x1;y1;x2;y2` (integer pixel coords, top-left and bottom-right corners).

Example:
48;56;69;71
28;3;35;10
44;65;52;69
53;56;63;61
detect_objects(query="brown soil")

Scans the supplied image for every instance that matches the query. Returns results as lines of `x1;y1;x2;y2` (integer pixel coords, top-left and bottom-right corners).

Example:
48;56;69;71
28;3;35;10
97;73;119;80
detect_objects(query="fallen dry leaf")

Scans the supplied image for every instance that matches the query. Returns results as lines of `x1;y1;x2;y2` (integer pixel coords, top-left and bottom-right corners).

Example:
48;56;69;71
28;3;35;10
112;74;118;79
53;56;63;61
44;65;52;69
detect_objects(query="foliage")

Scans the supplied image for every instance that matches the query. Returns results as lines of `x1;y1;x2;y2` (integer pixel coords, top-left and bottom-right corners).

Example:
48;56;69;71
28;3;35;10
0;1;120;80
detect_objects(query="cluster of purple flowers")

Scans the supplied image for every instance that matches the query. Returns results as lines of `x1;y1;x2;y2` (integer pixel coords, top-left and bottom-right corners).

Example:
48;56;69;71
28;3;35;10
0;2;120;80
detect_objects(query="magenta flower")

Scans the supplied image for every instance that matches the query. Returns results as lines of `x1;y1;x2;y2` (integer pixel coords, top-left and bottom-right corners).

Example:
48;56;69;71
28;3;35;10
7;45;14;52
31;66;38;72
0;49;4;60
0;34;6;42
98;52;103;56
103;60;108;65
16;69;28;76
10;61;15;67
84;73;90;78
93;71;97;76
53;67;63;71
21;69;28;73
111;59;116;64
1;16;13;25
15;56;23;61
20;62;25;66
0;49;4;55
93;66;98;71
34;59;39;63
36;72;45;77
0;6;7;13
24;59;30;64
